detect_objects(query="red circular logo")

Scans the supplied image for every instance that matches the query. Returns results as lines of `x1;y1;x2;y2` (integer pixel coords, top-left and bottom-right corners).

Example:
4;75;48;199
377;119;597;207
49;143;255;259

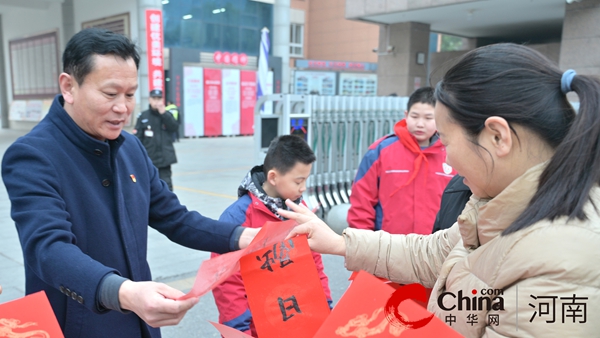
384;284;435;330
239;53;248;66
231;52;239;65
222;52;231;64
213;51;222;64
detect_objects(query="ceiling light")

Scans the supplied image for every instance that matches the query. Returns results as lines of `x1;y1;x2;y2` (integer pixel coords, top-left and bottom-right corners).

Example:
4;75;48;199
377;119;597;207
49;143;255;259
212;8;226;14
161;0;169;4
182;14;192;20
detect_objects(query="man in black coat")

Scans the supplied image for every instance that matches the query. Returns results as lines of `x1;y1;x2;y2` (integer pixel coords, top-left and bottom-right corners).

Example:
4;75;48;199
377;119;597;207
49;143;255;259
134;89;178;190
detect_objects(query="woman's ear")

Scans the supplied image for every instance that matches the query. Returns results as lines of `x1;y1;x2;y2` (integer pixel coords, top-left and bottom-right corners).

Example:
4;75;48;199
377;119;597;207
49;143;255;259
59;73;75;104
483;116;512;157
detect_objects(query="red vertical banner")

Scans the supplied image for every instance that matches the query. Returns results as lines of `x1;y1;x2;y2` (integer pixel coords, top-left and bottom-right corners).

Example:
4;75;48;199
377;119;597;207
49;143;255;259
145;9;164;94
240;70;256;135
240;235;330;338
203;68;222;136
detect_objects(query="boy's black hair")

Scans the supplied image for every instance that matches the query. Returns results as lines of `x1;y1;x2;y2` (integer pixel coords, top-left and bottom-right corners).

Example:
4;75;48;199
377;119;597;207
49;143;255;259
63;28;140;86
263;135;316;175
407;87;436;112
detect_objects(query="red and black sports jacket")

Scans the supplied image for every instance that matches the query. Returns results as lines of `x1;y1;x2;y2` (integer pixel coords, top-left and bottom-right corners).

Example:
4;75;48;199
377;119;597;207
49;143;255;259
348;119;456;234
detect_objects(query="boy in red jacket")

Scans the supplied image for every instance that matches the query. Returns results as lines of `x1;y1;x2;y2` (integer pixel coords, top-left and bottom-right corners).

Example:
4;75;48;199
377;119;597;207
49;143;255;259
348;87;456;234
211;135;332;337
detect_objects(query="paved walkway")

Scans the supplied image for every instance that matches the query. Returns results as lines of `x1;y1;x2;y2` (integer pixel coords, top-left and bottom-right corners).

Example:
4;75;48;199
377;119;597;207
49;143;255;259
0;129;350;337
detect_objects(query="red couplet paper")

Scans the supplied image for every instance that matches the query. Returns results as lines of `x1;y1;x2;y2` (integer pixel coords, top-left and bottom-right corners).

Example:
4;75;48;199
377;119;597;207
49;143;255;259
179;220;298;300
0;291;64;337
347;271;432;306
209;321;253;338
179;249;247;300
314;271;463;338
240;235;330;338
245;220;297;255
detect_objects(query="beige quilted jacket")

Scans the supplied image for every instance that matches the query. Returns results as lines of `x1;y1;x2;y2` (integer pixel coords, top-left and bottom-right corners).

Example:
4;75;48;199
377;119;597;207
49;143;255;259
344;163;600;337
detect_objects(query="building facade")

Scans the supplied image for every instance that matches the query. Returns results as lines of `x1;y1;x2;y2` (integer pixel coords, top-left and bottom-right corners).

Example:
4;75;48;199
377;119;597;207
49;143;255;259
345;0;600;96
0;0;380;133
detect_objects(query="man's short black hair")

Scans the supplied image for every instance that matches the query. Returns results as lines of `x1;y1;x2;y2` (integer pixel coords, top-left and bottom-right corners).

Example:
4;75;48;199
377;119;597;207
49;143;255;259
407;87;435;112
263;135;316;175
63;28;140;85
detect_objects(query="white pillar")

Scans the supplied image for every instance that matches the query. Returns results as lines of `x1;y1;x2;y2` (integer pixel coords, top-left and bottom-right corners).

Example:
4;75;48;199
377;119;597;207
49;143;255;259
273;0;290;93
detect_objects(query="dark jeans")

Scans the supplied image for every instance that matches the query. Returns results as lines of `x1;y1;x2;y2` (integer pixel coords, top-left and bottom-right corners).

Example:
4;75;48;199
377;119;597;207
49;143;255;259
158;165;173;191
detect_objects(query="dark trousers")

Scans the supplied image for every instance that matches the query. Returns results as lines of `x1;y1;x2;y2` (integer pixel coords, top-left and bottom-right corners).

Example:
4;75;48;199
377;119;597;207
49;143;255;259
158;165;173;191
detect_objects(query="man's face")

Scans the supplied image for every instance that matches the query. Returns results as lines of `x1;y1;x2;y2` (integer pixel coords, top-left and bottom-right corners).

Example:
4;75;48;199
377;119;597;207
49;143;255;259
149;96;163;110
61;54;138;141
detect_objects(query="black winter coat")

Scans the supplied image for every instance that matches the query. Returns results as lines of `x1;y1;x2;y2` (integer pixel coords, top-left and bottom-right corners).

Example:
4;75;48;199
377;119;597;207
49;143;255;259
431;174;472;233
134;106;178;168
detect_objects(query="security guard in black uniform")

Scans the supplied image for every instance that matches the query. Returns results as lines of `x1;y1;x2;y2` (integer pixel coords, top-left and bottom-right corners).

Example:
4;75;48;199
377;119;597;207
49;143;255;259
134;89;178;190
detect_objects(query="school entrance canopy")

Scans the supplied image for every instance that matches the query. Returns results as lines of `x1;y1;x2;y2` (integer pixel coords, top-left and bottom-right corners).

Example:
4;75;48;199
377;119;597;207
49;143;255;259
343;0;599;97
346;0;567;41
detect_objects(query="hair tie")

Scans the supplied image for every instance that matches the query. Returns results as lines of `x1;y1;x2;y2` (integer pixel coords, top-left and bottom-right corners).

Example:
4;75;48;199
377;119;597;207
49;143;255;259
561;69;576;94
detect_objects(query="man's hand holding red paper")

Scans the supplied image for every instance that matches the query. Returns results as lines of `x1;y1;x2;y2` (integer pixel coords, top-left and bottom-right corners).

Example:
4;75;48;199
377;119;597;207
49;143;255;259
239;227;261;249
112;226;261;328
118;214;332;330
119;280;199;328
179;220;297;301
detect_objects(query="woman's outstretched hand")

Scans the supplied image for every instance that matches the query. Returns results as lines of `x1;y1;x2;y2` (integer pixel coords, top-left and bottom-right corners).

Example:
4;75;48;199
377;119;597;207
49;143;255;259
278;199;346;256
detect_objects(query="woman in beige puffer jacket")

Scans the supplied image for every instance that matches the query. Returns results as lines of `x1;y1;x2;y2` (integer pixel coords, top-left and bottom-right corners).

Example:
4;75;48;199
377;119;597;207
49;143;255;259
280;43;600;338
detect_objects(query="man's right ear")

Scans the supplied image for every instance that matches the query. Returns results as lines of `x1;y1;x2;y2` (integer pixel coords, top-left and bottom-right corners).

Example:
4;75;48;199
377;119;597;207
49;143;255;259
59;73;75;104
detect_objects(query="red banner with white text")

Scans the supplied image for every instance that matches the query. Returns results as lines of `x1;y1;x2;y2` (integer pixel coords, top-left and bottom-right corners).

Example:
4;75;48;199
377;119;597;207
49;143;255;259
145;9;164;94
203;68;222;136
240;70;256;135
